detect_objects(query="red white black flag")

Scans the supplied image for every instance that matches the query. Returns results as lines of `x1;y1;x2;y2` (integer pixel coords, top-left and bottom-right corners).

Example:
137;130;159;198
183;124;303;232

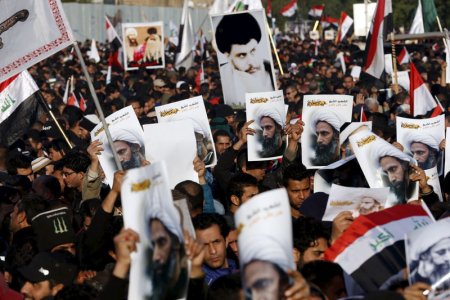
280;0;298;18
308;5;324;19
337;12;354;43
397;47;410;65
363;0;393;79
324;204;433;291
409;62;437;116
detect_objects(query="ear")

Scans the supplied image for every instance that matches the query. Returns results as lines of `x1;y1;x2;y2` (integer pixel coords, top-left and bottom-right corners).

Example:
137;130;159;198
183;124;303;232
17;211;27;224
293;248;301;265
230;195;241;207
51;283;64;296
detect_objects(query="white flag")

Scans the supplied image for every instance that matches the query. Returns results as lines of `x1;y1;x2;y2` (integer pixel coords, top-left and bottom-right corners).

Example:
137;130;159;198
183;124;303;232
88;39;100;63
0;0;74;82
175;0;195;69
409;0;424;34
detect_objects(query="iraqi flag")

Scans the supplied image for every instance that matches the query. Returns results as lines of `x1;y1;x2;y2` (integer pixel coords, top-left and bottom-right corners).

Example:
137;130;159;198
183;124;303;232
324;204;433;291
397;47;410;65
0;71;44;145
363;0;393;79
280;0;298;18
337;12;354;43
409;62;436;116
105;16;123;69
308;5;324;19
321;16;339;28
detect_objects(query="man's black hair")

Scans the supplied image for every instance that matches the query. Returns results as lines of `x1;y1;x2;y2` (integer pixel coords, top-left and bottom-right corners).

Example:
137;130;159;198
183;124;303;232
213;129;232;143
227;172;258;200
62;106;84;129
215;13;262;54
282;164;309;187
193;213;230;239
48;139;71;157
207;272;242;300
174;180;204;213
6;153;32;175
292;217;329;253
301;260;345;292
61;152;91;173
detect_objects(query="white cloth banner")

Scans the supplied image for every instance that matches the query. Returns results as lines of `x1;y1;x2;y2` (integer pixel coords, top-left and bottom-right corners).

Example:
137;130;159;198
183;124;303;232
0;71;38;123
0;0;74;82
143;121;198;188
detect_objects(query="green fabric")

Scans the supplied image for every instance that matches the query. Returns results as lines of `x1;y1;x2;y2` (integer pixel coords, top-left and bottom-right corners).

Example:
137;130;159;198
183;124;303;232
422;0;438;32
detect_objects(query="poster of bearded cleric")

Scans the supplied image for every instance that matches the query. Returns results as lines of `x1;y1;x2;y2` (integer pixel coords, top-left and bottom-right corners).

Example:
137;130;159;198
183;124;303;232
349;130;419;207
155;96;216;166
406;218;450;299
90;106;146;186
246;90;286;161
121;161;189;300
396;115;445;175
301;95;353;168
235;189;296;299
210;10;276;109
122;22;165;71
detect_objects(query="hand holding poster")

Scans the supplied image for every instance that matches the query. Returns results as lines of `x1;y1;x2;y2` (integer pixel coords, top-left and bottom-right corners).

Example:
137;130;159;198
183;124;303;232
143;120;198;188
396;115;445;175
235;188;295;298
90;106;146;186
406;218;450;298
155;96;216;167
349;130;419;206
210;10;276;109
245;90;286;161
301;94;353;168
122;22;165;71
322;184;389;221
121;161;189;300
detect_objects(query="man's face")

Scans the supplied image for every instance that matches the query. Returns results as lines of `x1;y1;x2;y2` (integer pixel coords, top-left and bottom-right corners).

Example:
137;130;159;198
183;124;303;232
359;197;379;215
343;77;354;89
62;167;83;190
316;121;334;147
240;185;259;204
227;39;263;74
150;219;172;266
259;117;282;157
113;140;142;170
261;117;276;139
313;121;339;165
410;142;430;166
196;224;227;269
131;101;143;117
244;260;282;300
380;156;408;201
286;178;311;210
285;87;298;102
427;238;450;280
227;229;239;258
215;135;232;155
21;280;56;300
245;168;266;182
49;148;64;162
9;204;22;233
301;237;328;266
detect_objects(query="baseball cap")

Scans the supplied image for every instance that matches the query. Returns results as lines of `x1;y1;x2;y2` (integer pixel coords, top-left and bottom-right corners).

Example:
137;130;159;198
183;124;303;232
19;252;78;286
153;79;166;87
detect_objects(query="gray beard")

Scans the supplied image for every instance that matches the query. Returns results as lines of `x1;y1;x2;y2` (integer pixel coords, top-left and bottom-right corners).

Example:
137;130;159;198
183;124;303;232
121;151;142;170
312;138;339;165
259;133;282;157
418;154;438;170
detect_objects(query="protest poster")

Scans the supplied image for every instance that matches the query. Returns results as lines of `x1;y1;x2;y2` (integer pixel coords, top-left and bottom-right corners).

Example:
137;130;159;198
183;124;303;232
396;115;445;175
210;10;276;109
121;161;189;300
406;217;450;298
122;22;165;71
90;106;145;187
235;188;295;298
155;96;216;167
425;167;443;202
0;0;74;82
445;128;450;176
143;120;198;188
313;155;368;194
322;184;389;221
325;204;433;292
349;130;419;206
245;90;286;161
301;94;353;168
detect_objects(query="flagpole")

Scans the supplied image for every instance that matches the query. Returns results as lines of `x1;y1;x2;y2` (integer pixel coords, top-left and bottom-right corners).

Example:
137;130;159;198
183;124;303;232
36;93;73;149
266;21;284;75
435;16;448;49
390;33;399;95
73;42;123;171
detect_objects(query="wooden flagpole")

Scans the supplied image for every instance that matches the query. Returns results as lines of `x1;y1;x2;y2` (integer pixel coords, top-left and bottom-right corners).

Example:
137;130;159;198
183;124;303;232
266;21;284;75
390;32;399;95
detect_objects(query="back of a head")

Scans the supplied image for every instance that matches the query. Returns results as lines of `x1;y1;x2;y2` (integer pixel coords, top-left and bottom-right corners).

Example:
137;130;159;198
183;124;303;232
207;272;242;300
174;180;204;214
6;153;32;175
292;217;330;253
18;194;51;224
63;106;84;129
301;260;344;288
32;175;61;201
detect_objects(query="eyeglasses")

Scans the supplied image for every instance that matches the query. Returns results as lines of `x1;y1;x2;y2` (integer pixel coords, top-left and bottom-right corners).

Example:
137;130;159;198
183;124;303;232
62;171;76;177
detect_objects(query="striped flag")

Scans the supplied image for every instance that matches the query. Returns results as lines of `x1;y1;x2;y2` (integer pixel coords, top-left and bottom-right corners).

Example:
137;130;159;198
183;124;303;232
409;62;436;116
308;5;324;19
324;204;433;291
360;106;367;122
321;16;339;28
363;0;393;79
105;16;123;69
336;12;354;43
280;0;298;18
397;47;410;65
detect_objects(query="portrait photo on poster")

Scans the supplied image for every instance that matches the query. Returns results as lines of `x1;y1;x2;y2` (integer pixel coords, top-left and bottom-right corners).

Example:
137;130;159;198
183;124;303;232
245;90;286;161
301;95;353;168
349;131;419;207
210;10;276;109
122;22;165;71
406;218;450;297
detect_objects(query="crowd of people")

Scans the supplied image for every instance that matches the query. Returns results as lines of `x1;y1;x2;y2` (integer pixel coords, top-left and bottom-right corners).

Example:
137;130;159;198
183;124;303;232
1;20;450;300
